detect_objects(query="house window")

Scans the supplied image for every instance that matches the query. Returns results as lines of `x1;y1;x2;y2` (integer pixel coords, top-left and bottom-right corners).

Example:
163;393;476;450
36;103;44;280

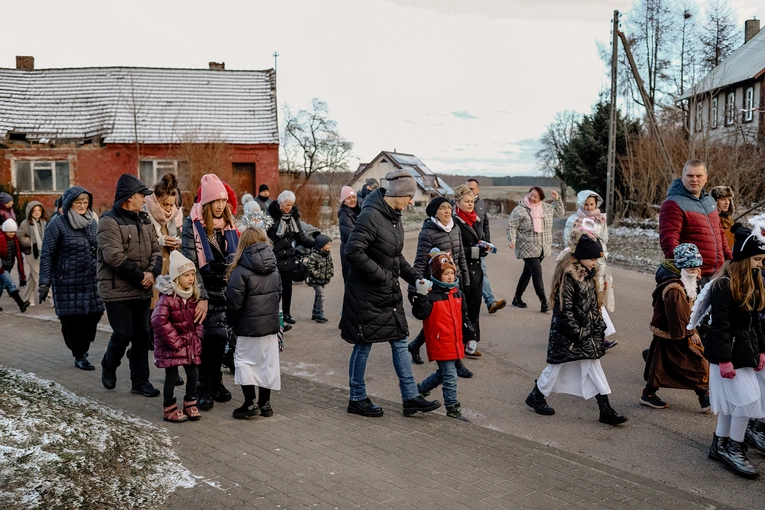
725;92;735;125
695;102;703;132
744;87;754;122
711;96;718;129
139;160;190;190
15;160;70;192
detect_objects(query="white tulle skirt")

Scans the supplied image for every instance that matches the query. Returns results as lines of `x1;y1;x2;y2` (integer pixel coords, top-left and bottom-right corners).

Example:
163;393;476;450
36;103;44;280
709;364;761;418
234;334;281;390
536;360;611;400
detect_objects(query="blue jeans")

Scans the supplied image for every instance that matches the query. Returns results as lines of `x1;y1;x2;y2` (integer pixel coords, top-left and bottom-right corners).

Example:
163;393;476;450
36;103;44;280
480;258;495;307
348;339;418;402
0;272;17;293
419;360;458;407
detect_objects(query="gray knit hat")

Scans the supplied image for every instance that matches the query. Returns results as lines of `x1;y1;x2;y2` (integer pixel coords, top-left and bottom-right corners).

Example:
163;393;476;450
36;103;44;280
384;169;417;197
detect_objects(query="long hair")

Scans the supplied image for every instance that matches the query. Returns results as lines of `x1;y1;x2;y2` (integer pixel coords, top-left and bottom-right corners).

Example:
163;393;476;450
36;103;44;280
202;201;234;237
226;227;271;280
548;252;601;309
26;203;48;224
714;259;765;312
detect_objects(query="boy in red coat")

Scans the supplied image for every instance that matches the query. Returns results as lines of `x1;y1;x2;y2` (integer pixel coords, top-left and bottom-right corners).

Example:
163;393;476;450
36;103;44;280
412;249;476;422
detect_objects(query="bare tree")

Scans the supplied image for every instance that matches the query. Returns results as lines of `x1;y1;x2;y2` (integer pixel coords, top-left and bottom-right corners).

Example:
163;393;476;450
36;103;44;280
536;110;580;197
281;98;354;179
699;0;738;72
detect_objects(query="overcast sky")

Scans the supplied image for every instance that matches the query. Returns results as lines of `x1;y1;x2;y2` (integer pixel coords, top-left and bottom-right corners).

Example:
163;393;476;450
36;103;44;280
1;0;761;176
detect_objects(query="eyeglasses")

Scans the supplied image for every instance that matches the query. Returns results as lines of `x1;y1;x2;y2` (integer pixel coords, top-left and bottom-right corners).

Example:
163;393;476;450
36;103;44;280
72;199;89;206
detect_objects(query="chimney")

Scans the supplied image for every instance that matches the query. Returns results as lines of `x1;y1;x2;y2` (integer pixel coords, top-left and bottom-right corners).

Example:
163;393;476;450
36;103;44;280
208;61;225;71
16;56;34;70
745;19;761;44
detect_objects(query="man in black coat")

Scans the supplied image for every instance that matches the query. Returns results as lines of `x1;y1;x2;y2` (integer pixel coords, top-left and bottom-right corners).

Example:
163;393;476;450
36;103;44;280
341;169;441;417
467;179;506;314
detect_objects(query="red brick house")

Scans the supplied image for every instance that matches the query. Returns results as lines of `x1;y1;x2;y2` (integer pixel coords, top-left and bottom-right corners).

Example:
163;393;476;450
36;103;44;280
0;57;279;213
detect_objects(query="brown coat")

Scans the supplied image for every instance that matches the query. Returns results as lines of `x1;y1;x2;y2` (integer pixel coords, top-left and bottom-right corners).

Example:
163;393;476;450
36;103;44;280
645;279;708;391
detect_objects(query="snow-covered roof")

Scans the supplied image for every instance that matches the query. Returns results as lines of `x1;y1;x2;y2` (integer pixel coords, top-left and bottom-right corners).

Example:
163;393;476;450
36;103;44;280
679;28;765;99
355;150;454;196
0;66;278;145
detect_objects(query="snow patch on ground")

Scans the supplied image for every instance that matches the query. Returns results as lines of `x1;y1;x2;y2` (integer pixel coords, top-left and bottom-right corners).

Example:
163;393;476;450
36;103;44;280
0;366;195;509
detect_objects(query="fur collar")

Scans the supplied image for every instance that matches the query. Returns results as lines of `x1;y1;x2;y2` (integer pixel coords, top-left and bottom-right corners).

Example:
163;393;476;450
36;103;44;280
565;261;591;282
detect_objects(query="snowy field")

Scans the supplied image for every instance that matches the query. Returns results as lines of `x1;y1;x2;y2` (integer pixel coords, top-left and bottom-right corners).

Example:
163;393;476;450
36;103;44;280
0;367;195;509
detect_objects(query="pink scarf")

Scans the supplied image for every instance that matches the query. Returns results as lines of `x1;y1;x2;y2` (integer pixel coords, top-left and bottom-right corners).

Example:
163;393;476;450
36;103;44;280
523;196;544;233
189;202;238;269
145;194;183;228
576;207;607;224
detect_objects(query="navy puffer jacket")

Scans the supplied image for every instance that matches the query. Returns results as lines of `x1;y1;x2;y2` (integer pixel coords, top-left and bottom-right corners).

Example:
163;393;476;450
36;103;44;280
225;242;282;338
39;187;104;317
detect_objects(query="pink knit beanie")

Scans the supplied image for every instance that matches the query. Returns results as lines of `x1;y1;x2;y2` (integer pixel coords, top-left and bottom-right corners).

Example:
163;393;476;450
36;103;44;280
340;186;356;204
199;174;228;206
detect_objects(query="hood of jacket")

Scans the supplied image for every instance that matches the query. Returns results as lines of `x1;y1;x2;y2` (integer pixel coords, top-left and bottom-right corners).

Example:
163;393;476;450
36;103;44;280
239;242;277;275
361;188;401;222
667;178;712;204
25;200;45;219
576;190;603;209
267;199;301;221
61;186;93;216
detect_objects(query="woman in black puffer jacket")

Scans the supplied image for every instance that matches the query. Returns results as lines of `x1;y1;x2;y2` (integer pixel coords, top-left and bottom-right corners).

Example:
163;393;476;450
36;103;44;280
338;186;361;282
267;191;315;324
524;230;627;426
406;196;471;375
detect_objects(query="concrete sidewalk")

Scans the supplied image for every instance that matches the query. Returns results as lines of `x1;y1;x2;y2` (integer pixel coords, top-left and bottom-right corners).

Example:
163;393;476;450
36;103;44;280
0;311;730;510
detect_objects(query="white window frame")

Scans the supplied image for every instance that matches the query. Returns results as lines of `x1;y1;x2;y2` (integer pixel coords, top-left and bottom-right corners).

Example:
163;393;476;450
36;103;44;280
695;102;703;132
14;159;70;192
725;92;735;125
744;87;754;122
139;160;187;188
711;96;718;128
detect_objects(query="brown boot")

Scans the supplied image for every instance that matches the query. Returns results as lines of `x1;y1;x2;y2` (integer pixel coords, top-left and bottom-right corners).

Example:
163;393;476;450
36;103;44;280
183;398;201;421
163;400;188;423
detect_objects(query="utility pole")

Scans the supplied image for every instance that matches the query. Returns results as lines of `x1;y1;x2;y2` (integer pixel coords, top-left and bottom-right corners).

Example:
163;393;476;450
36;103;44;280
273;51;280;73
605;10;619;223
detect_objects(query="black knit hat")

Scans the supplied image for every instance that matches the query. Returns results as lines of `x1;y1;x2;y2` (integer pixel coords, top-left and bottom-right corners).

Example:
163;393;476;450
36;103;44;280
258;184;269;193
114;174;152;207
426;196;451;218
573;234;604;260
732;226;765;261
314;234;332;250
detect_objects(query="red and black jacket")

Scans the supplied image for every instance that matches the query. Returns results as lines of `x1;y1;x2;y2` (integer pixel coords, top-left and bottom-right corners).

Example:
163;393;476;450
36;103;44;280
412;283;475;362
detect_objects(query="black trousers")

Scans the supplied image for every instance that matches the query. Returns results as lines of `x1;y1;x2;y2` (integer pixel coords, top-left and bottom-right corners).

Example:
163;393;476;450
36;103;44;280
466;260;484;343
516;256;546;302
102;299;151;388
164;365;199;406
199;329;227;390
242;385;271;406
60;312;103;358
279;269;294;316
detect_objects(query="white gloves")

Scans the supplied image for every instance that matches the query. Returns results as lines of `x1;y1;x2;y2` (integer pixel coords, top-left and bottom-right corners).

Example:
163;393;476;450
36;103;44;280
466;340;477;355
415;279;432;295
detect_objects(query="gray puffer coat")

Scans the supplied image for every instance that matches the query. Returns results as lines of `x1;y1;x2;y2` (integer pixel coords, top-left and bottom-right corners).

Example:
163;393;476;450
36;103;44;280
39;187;104;316
546;262;606;364
225;242;282;338
409;217;470;294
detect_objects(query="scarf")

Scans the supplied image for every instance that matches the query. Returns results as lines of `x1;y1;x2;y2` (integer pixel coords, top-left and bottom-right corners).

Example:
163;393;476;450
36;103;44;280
275;211;300;239
145;194;183;236
190;202;239;270
431;216;454;233
523;196;544;233
430;275;459;289
173;281;194;300
577;207;607;224
67;209;95;230
456;207;477;227
30;219;44;259
660;259;681;276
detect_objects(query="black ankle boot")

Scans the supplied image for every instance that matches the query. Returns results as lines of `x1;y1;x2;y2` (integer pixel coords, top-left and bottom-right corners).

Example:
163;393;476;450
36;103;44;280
709;433;729;462
408;342;424;365
512;296;527;308
10;290;29;313
745;420;765;454
721;439;759;478
455;359;473;378
540;300;549;313
595;394;627;425
525;381;555;415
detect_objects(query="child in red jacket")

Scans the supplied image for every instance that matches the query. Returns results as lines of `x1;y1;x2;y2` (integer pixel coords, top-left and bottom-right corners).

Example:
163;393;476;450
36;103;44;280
412;249;475;422
151;250;205;423
1;219;29;313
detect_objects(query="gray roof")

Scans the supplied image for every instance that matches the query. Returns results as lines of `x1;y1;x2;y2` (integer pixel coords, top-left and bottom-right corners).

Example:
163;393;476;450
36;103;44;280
356;150;454;196
0;66;278;144
680;28;765;99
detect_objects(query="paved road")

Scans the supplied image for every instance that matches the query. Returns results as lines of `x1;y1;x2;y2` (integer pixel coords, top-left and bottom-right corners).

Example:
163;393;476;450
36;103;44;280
0;217;761;508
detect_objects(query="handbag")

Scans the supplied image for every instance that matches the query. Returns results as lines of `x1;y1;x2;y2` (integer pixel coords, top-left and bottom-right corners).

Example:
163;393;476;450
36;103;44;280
291;249;308;282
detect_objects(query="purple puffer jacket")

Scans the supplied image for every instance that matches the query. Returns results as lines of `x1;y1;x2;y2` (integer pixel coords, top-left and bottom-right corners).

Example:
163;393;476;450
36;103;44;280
151;276;204;368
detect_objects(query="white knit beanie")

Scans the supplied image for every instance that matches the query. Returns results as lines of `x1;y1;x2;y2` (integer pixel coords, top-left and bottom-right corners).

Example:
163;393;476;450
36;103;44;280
2;219;18;232
168;250;196;281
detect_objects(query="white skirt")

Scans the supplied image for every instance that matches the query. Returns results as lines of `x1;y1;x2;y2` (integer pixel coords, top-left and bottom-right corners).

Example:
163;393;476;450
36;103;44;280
709;364;761;418
234;334;281;390
537;360;611;400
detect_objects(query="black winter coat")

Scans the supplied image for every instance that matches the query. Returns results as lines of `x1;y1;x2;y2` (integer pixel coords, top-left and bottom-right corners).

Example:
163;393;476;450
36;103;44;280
410;218;470;294
266;201;315;273
39;187;104;317
474;197;491;243
340;188;418;344
703;277;765;369
225;242;282;338
546;263;606;364
338;203;360;280
453;213;486;302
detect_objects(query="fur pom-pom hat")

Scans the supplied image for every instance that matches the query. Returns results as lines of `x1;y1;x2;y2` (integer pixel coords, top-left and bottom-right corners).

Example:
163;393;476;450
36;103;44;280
710;185;735;214
428;247;456;281
569;228;603;260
